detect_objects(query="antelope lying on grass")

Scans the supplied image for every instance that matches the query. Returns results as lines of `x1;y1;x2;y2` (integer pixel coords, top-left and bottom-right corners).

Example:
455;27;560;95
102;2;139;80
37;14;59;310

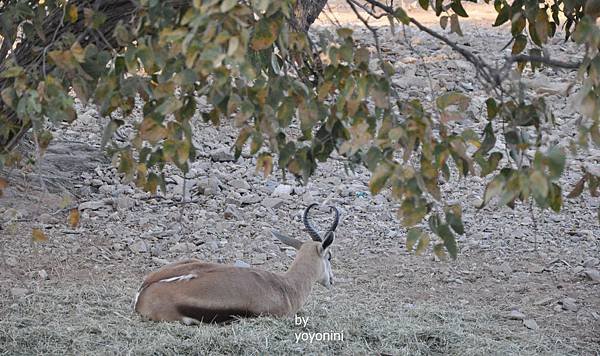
133;203;339;324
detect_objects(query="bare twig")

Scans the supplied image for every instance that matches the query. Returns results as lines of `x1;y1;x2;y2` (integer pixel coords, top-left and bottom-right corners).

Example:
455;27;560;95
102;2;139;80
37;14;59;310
346;0;399;108
505;54;581;70
359;0;583;86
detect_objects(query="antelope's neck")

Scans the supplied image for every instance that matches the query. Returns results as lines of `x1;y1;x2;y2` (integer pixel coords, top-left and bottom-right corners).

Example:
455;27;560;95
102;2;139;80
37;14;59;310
283;250;320;312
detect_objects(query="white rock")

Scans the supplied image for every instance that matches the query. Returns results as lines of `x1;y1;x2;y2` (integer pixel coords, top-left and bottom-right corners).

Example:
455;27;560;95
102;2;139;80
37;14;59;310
90;179;103;187
198;178;222;196
523;319;539;330
79;200;109;211
509;310;526;320
38;270;49;280
224;205;242;220
114;197;135;210
130;240;149;253
234;260;251;268
583;258;599;268
210;148;236;162
207;241;219;252
262;197;284;209
302;191;315;204
561;297;579;311
286;249;297;258
251;253;267;265
272;184;294;197
170;242;196;252
230;179;251;190
584;269;600;283
533;297;553;306
151;257;171;266
241;194;261;205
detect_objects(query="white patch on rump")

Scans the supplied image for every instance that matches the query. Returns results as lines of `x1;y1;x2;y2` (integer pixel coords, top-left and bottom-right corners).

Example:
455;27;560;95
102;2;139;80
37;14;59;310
159;274;197;283
132;274;197;311
132;291;141;310
181;316;201;325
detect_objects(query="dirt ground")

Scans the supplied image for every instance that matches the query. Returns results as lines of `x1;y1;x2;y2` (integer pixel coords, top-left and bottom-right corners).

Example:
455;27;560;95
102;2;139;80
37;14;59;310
1;3;599;355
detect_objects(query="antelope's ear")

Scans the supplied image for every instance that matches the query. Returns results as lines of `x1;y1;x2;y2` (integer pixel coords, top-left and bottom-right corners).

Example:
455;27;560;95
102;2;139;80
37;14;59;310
271;230;303;250
322;231;335;250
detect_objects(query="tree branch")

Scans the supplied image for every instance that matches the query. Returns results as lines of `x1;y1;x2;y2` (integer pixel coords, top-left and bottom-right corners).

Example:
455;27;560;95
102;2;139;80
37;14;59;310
359;0;583;83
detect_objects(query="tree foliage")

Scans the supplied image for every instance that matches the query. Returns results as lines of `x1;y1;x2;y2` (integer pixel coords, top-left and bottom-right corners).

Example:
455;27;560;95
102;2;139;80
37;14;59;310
0;0;599;259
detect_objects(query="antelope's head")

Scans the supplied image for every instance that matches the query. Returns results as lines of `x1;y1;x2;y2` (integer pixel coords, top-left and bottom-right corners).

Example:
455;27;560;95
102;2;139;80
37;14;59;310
272;203;340;288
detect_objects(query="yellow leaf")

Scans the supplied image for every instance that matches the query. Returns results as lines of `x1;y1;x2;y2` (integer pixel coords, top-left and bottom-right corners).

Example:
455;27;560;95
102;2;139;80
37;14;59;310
256;153;273;177
70;42;86;63
0;177;7;190
32;228;48;243
415;233;430;255
68;208;80;228
59;195;72;209
251;17;281;51
67;4;78;23
139;117;167;144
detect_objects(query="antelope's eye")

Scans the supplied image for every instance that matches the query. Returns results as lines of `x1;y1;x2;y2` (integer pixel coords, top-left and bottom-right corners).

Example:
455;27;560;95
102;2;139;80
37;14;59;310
327;253;332;261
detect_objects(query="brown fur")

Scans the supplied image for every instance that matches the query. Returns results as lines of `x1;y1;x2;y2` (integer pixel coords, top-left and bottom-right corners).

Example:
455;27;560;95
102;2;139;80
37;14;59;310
134;242;325;323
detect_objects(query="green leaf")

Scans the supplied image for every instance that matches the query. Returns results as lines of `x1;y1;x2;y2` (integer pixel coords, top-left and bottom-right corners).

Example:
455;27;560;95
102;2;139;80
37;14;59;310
406;228;422;252
485;98;499;119
336;28;353;39
0;66;24;78
511;12;526;36
481;152;503;177
534;9;549;44
567;176;586;198
277;97;295;126
364;147;383;172
512;34;527;55
437;224;458;259
399;198;428;227
415;233;430;255
221;0;238;12
445;204;464;235
436;91;470;110
530;170;549;201
251;17;281;51
546;146;566;180
419;0;429;11
234;126;253;159
548;183;562;212
474;122;495;156
369;163;392;195
394;7;410;25
433;243;448;261
428;213;441;235
480;174;506;207
493;5;510;27
101;119;122;149
451;0;469;17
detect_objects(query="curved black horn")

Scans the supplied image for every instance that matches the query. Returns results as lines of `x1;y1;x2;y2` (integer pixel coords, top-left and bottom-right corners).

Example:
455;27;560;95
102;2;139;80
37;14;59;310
303;203;321;241
328;206;339;232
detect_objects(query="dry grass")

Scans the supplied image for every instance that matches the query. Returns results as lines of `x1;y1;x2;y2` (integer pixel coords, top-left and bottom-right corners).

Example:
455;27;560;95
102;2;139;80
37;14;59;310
1;270;594;356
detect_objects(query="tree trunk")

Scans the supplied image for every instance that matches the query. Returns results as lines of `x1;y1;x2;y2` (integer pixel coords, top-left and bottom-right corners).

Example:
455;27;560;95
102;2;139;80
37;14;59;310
0;0;329;155
291;0;329;31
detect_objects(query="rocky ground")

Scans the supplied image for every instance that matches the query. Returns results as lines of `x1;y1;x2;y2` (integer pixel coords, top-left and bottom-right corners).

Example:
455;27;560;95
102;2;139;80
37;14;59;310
1;3;599;355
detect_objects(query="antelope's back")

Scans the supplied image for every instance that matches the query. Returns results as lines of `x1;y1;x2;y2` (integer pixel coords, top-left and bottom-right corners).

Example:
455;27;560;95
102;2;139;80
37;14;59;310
134;261;292;323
